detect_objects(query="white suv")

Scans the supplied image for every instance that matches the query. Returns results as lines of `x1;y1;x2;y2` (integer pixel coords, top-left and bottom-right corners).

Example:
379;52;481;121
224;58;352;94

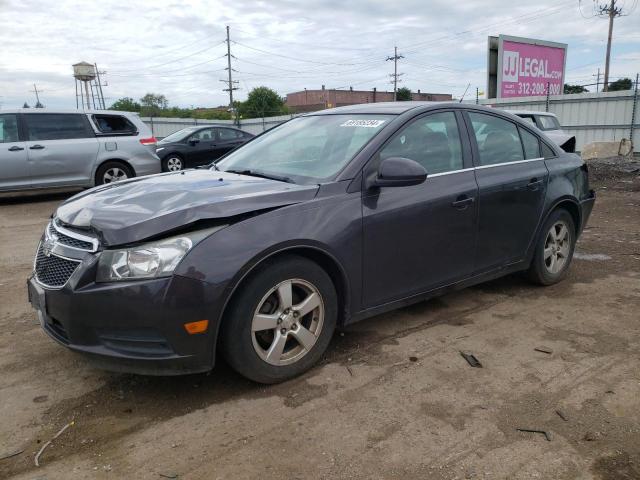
0;109;161;192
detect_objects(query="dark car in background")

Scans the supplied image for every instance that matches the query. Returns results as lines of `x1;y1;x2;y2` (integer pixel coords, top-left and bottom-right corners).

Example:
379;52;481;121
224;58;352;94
28;102;594;384
156;125;253;171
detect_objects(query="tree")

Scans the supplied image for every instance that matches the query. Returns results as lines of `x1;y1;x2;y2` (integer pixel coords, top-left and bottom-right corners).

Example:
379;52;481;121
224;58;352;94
110;97;141;112
238;86;286;118
35;101;44;108
139;93;168;116
22;102;30;108
607;78;633;91
396;87;412;101
563;84;588;94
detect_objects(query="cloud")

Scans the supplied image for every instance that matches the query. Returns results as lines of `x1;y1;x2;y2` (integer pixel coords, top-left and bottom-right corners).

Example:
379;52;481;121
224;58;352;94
0;0;638;109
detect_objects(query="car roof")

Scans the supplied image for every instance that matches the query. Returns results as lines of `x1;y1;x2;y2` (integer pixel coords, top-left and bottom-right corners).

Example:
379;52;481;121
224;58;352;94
306;101;512;116
509;110;557;117
0;108;139;116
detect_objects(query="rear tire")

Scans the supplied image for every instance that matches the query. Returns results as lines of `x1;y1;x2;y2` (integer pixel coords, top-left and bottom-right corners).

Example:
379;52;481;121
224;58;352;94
527;209;576;286
162;155;184;172
95;161;133;185
221;255;337;384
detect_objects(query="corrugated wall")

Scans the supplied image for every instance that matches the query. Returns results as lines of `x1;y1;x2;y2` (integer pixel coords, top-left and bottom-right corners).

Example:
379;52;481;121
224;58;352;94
481;90;639;153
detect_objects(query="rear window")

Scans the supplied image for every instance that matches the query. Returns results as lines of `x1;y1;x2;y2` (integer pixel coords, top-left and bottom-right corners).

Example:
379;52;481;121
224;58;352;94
24;114;93;141
92;114;138;135
217;128;243;140
537;115;560;131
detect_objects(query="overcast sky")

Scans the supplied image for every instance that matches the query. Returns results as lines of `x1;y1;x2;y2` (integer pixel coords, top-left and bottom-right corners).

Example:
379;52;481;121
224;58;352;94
1;0;639;110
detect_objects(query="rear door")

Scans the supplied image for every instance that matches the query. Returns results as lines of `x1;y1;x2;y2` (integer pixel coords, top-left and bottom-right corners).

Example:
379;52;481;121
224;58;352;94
465;111;548;272
214;128;246;158
0;113;30;190
362;110;478;307
24;113;99;187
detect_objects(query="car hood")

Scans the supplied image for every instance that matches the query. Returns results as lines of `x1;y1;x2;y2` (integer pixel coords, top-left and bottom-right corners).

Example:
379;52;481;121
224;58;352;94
56;170;319;246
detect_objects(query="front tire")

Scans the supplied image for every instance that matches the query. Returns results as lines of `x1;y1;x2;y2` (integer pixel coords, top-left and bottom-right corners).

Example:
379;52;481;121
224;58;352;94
527;209;576;285
221;255;337;384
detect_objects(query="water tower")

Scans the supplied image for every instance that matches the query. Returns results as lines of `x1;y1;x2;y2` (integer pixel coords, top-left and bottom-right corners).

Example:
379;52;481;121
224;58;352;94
73;61;105;110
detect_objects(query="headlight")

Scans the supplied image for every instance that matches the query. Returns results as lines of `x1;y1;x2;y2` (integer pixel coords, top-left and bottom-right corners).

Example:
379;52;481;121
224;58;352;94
96;227;224;282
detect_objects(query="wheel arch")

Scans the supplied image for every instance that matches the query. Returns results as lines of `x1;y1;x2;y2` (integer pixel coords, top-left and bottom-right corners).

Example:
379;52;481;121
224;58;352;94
546;197;581;235
216;244;351;348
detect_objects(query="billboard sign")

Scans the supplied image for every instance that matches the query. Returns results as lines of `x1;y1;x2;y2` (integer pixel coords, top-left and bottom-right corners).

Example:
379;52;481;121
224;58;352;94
490;35;567;99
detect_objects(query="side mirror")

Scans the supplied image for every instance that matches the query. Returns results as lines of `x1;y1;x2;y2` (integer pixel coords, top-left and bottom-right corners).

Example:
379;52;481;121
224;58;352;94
368;157;427;188
189;138;200;146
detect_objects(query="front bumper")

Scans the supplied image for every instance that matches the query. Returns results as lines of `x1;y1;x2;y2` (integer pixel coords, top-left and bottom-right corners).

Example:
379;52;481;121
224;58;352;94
27;272;224;375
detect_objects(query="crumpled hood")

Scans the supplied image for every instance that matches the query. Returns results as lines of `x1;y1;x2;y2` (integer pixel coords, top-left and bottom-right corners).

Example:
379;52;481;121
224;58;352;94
56;170;319;246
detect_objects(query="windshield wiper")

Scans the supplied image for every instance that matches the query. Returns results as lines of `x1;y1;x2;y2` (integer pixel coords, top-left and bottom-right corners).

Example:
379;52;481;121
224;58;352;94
225;169;293;184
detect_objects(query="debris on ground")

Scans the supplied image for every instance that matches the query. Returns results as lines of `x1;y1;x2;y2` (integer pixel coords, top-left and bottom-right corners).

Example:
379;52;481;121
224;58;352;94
159;473;178;479
460;352;482;368
534;347;553;354
0;449;24;461
556;409;568;422
516;428;552;441
34;421;75;467
345;365;353;376
583;431;604;442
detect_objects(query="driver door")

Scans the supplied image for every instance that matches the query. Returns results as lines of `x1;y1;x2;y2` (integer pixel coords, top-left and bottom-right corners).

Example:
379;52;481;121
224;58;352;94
362;110;478;308
187;128;216;165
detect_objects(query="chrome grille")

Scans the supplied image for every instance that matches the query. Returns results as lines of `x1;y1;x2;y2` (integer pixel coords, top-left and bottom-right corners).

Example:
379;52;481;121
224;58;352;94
48;222;94;250
34;244;81;288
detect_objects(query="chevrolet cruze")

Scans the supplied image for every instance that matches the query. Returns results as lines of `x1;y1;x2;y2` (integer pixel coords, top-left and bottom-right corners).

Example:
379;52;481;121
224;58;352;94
28;102;595;383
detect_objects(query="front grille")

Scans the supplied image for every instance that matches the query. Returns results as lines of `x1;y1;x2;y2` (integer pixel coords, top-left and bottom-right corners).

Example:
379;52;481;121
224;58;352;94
48;222;94;250
34;244;81;288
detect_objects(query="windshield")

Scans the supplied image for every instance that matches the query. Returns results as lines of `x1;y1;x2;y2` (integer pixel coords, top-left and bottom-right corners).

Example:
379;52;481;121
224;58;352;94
217;114;392;183
159;127;198;143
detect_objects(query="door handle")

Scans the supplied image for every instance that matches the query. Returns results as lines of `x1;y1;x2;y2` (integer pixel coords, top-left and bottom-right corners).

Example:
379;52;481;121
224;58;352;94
452;195;475;210
8;146;24;151
527;178;543;190
29;144;45;150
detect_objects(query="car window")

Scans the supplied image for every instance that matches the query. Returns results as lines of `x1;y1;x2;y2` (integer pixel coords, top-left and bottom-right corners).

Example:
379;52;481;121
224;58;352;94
190;128;215;141
542;142;556;159
518;115;536;126
537;115;560;131
24;114;93;141
379;111;463;175
217;128;241;140
0;114;19;143
468;112;524;166
519;127;541;159
92;115;137;135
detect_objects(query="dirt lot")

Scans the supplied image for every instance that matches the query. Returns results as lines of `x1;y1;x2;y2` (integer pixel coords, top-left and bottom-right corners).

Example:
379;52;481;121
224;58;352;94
1;173;639;480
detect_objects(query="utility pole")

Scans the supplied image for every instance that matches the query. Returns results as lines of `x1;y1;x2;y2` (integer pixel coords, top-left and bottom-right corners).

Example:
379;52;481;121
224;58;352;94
386;46;404;100
221;25;239;121
95;63;107;109
593;67;601;92
594;0;624;91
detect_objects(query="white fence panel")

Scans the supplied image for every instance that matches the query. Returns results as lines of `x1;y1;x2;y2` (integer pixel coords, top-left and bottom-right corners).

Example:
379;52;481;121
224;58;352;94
480;90;639;153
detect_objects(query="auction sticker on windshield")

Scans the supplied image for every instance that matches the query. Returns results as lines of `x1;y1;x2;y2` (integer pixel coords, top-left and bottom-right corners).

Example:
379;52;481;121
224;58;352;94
340;119;386;128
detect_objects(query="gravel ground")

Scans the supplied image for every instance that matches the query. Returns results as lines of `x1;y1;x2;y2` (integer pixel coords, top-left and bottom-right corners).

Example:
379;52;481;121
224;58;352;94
1;173;639;480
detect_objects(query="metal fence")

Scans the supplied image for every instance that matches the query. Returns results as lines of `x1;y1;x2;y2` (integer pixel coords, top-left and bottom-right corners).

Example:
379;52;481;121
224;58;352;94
141;113;301;138
143;88;639;154
479;89;639;153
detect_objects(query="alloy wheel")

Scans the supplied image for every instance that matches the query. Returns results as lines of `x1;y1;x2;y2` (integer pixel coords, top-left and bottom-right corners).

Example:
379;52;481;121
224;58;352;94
103;167;128;183
544;220;571;274
251;278;324;366
166;157;183;171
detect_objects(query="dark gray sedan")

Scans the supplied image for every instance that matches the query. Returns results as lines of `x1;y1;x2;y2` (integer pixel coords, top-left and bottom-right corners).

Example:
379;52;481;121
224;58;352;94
28;102;595;383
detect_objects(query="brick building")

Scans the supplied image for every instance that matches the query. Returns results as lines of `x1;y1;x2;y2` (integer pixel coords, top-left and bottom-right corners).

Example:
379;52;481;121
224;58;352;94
286;86;452;112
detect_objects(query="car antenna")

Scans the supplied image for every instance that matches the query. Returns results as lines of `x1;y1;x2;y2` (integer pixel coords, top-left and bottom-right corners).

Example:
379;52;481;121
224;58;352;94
459;83;471;103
